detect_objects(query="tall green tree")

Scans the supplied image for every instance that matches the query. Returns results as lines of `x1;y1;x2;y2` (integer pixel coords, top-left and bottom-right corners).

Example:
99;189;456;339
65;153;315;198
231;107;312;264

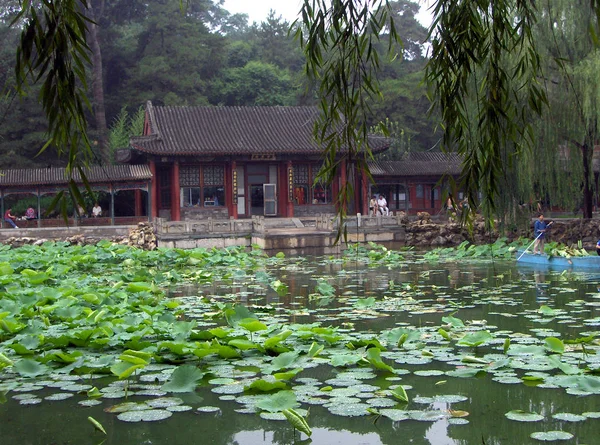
370;0;439;152
209;61;296;106
528;0;600;219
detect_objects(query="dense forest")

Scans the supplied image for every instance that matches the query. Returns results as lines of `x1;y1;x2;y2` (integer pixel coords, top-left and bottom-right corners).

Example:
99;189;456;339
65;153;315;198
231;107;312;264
0;0;438;168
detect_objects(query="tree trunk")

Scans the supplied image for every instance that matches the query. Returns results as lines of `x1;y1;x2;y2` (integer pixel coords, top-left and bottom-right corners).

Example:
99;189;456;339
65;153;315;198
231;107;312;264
87;1;109;163
581;141;594;219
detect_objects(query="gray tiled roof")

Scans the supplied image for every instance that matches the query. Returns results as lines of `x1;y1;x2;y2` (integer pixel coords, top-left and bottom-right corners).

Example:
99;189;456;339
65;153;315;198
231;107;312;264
369;152;463;176
130;102;390;155
0;165;152;187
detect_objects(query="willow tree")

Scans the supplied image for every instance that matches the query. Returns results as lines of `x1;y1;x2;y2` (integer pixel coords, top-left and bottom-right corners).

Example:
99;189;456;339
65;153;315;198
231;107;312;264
524;0;600;219
299;0;600;225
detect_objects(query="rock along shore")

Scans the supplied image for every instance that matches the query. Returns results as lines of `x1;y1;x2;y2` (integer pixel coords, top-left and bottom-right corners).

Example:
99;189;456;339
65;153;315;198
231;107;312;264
1;217;599;251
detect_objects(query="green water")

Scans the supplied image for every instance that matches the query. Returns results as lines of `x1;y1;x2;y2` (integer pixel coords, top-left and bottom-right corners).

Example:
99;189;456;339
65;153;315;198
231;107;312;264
1;256;599;445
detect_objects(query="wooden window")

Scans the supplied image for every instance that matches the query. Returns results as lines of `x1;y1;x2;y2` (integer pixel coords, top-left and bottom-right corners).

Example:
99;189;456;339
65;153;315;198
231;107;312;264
293;164;331;205
179;165;225;207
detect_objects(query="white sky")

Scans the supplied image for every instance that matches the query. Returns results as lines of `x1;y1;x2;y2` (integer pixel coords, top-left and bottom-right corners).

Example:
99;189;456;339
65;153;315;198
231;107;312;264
223;0;433;27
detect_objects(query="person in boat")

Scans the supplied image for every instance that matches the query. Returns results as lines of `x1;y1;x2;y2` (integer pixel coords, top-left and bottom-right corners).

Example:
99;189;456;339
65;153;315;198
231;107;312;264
596;239;600;256
532;213;552;255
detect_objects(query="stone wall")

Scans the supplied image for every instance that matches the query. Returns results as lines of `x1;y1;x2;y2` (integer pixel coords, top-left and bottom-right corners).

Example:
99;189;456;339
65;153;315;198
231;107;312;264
2;216;599;252
403;216;600;250
0;222;158;250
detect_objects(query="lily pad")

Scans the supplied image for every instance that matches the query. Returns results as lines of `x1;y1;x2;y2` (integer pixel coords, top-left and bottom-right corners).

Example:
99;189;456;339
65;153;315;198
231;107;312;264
530;431;574;441
551;412;586;422
505;410;544;422
117;409;173;422
255;390;297;413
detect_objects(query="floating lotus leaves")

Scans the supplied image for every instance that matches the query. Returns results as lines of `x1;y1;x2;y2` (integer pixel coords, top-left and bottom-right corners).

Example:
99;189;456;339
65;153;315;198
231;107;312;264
197;406;221;413
408;410;446;421
238;318;268;333
365;348;394;373
330;353;362;367
505;410;544;422
551;412;587;422
530;431;574;441
13;359;49;377
117;409;173;422
457;330;493;347
245;378;288;393
354;297;376;309
161;365;205;393
413;369;445;377
442;315;465;328
269;351;300;371
378;409;410;422
255;390;297;413
145;397;184;409
327;402;369;417
44;392;73;401
260;411;287;420
105;401;152;413
446;368;487;378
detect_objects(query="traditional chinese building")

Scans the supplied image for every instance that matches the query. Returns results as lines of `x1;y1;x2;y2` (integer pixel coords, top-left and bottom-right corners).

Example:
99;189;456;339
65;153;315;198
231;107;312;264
368;152;463;214
123;102;390;221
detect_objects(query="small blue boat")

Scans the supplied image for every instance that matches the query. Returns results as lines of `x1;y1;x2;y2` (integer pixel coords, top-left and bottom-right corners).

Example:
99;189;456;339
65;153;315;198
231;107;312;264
516;250;600;269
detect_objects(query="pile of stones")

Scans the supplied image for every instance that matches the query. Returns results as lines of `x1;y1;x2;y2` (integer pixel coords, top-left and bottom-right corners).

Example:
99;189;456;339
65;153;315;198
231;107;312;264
0;222;158;250
124;222;157;250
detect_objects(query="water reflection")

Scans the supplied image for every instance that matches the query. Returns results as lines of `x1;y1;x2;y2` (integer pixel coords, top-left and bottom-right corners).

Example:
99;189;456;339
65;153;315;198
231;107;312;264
232;428;384;445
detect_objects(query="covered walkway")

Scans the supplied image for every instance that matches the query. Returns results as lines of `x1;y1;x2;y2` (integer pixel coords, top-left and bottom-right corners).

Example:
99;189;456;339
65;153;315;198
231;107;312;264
0;165;152;229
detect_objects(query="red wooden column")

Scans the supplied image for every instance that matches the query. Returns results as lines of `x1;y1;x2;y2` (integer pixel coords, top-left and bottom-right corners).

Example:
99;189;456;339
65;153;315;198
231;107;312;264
353;166;361;215
149;160;158;218
339;158;347;213
134;189;142;217
361;167;369;215
171;161;181;221
231;161;238;219
286;161;294;217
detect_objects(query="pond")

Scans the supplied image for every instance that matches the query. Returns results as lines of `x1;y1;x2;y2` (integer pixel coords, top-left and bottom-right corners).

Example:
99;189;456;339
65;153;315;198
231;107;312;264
0;242;599;445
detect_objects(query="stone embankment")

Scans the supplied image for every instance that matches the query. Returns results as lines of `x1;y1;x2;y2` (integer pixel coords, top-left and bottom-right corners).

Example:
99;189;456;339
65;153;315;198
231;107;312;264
403;213;600;249
1;222;158;250
0;217;599;251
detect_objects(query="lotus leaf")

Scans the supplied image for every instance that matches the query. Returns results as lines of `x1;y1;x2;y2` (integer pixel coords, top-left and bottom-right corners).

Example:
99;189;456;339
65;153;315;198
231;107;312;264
457;330;493;347
245;379;288;393
117;409;173;422
365;348;394;373
228;339;259;350
530;431;574;441
270;352;300;371
14;358;49;377
544;337;565;354
110;362;145;379
505;410;544;422
255;390;297;413
390;385;408;402
552;412;586;422
442;315;465;328
161;365;205;393
307;342;324;358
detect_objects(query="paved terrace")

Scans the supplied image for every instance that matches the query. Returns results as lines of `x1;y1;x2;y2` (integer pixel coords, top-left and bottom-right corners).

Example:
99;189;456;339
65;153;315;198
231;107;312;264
0;214;411;253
